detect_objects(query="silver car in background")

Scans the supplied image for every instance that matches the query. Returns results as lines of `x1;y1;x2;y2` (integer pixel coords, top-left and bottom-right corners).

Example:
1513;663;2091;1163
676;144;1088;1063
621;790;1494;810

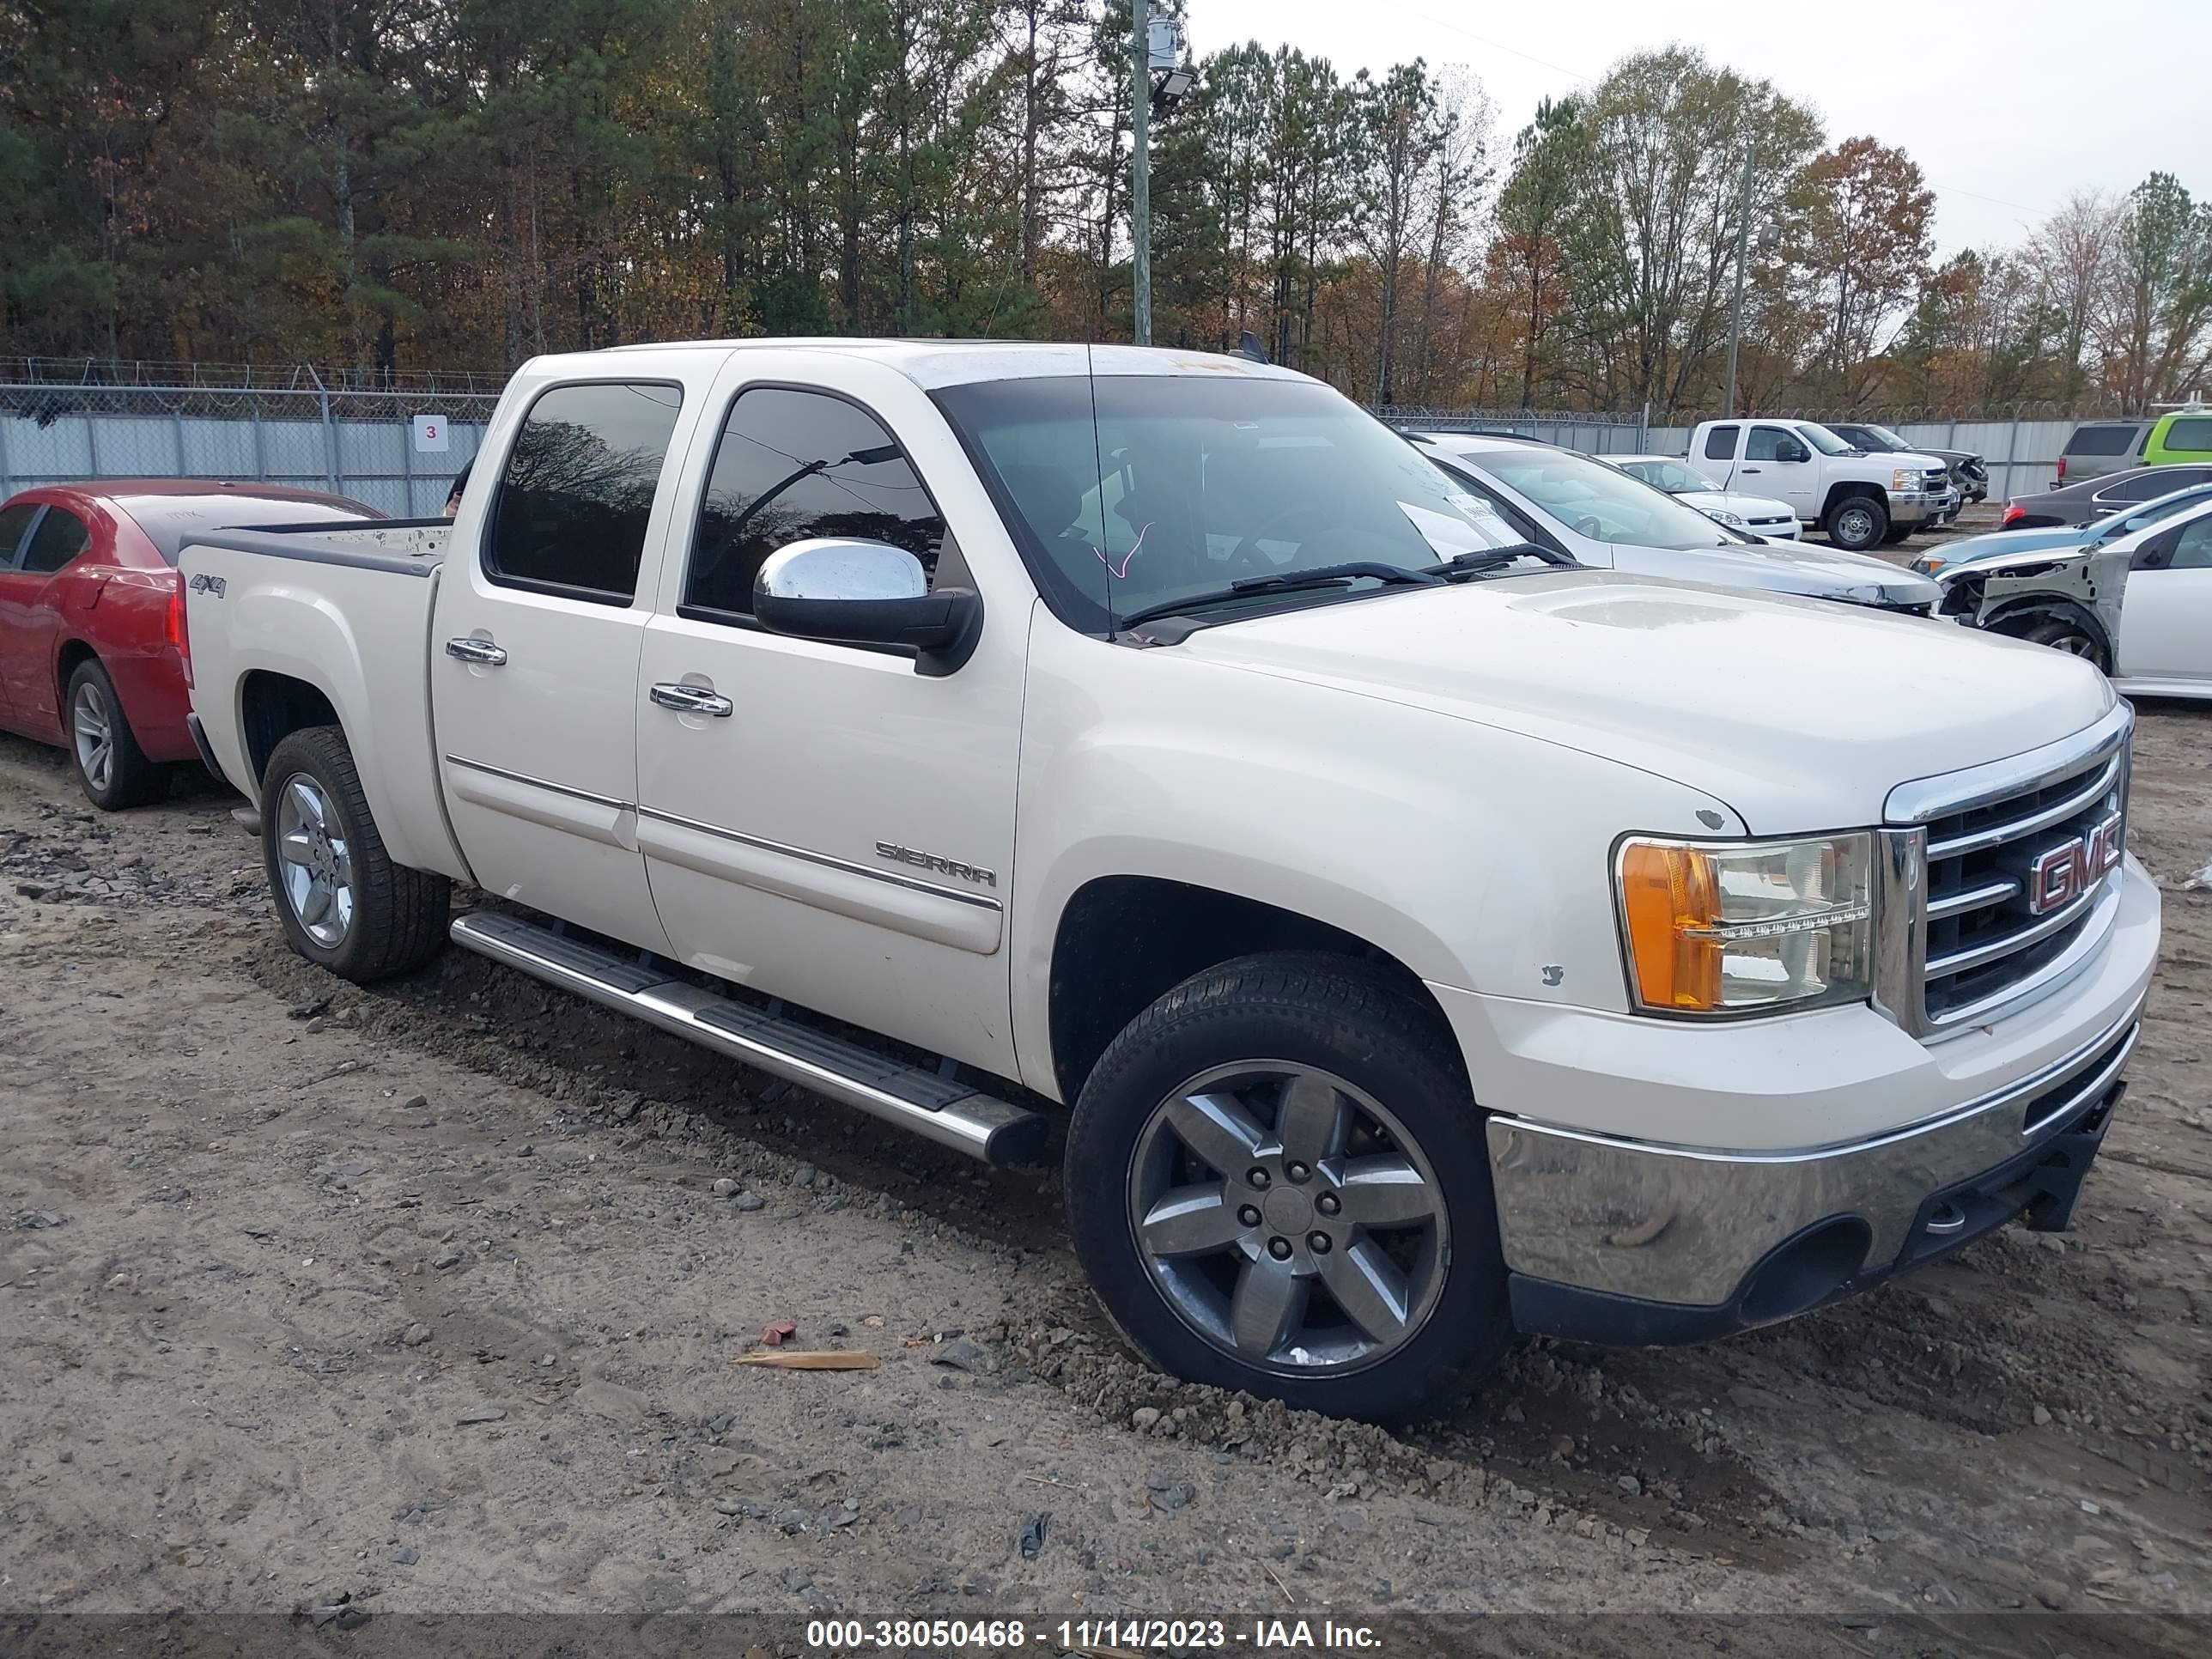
1411;432;1941;613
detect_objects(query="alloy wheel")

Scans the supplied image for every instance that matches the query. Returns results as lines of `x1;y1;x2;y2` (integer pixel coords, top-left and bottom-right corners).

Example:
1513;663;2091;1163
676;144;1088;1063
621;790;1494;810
1126;1062;1449;1376
274;774;355;948
72;681;114;793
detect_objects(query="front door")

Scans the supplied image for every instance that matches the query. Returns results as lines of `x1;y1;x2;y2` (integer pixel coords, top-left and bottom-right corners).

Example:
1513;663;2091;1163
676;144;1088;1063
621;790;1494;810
1744;425;1819;520
431;376;697;951
0;500;45;722
2117;513;2212;684
633;358;1025;1076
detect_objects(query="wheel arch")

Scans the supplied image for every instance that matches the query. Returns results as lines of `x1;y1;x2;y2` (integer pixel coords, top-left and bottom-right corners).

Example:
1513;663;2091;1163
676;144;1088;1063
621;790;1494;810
237;670;344;797
1820;481;1885;522
1978;595;2114;669
1043;873;1460;1107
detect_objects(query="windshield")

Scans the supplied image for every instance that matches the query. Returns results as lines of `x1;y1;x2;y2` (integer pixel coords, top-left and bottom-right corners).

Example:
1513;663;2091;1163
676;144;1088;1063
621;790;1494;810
1461;447;1737;551
1862;425;1909;450
1800;423;1852;455
1617;459;1710;495
933;374;1540;631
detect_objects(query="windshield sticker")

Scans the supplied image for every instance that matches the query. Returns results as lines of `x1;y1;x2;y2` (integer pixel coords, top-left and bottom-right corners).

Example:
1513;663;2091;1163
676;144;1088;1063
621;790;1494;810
1399;500;1510;555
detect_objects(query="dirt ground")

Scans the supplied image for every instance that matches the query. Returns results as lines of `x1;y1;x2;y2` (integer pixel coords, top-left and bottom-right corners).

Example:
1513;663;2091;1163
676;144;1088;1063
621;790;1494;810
1;616;2207;1639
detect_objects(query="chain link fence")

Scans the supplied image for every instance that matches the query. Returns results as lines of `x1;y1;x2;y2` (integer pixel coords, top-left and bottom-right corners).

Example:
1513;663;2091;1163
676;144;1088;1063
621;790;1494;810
3;362;2100;515
0;359;501;518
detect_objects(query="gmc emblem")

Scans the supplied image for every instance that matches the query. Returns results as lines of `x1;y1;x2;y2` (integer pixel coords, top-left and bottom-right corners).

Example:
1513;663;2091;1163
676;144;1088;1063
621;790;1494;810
2026;813;2123;915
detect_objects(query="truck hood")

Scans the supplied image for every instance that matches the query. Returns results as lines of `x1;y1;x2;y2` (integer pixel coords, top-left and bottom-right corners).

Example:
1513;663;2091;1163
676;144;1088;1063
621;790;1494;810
1178;569;2112;833
1599;537;1940;609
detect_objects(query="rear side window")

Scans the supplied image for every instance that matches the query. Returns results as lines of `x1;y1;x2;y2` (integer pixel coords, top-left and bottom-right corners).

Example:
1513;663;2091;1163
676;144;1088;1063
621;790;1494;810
485;381;684;604
2066;423;2144;457
20;507;90;574
0;502;39;564
2162;417;2212;455
684;388;944;618
1703;424;1739;460
2106;471;2183;502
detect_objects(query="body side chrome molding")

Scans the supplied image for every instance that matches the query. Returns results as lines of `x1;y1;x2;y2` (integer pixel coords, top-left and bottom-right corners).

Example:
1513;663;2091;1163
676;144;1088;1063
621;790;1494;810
441;755;1005;914
443;752;629;812
636;806;1004;913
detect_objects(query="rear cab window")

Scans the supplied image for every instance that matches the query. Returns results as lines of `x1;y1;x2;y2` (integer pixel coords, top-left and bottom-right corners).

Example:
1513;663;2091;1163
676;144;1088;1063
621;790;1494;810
1703;424;1740;461
484;381;684;605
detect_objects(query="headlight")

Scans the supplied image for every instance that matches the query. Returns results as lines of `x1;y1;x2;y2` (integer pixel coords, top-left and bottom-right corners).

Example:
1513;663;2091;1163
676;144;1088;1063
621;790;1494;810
1890;468;1919;493
1705;508;1744;526
1914;556;1945;574
1615;834;1873;1015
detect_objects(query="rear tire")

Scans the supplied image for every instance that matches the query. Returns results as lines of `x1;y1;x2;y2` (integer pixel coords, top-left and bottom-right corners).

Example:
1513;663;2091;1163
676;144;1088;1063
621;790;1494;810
261;726;450;981
1990;613;2111;673
1063;951;1511;1423
1825;494;1890;552
66;659;167;811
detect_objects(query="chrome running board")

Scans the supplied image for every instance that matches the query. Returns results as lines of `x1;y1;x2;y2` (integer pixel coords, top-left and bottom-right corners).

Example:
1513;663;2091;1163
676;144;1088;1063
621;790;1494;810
449;910;1048;1165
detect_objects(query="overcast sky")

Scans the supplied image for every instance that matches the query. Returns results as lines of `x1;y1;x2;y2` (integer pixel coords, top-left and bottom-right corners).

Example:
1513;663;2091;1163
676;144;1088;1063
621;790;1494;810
1186;0;2203;258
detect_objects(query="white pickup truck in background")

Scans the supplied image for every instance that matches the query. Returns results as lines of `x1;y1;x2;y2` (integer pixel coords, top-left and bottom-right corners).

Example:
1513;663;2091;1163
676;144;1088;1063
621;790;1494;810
179;341;2157;1420
1689;416;1959;551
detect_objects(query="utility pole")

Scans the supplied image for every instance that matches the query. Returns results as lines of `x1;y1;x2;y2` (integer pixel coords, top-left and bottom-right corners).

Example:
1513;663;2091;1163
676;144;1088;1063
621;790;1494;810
1130;0;1152;345
1722;143;1754;418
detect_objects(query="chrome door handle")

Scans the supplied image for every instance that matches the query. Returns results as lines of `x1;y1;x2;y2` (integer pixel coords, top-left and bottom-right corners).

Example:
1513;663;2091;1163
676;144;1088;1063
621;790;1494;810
445;636;507;666
649;681;734;718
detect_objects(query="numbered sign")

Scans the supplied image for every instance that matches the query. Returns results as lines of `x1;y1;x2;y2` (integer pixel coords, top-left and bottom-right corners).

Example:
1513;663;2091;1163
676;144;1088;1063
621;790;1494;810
411;414;450;453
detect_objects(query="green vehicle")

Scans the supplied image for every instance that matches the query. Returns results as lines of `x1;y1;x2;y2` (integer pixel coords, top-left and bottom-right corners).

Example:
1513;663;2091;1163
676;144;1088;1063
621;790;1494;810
2144;407;2212;466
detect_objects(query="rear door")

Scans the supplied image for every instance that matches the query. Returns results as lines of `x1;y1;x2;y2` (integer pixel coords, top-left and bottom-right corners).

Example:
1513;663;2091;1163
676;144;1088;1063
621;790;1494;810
2117;510;2212;684
0;503;90;729
630;354;1026;1076
431;374;702;952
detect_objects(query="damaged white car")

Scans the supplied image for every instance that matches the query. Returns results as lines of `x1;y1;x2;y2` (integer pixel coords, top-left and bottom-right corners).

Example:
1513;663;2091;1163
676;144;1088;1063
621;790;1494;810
1934;495;2212;697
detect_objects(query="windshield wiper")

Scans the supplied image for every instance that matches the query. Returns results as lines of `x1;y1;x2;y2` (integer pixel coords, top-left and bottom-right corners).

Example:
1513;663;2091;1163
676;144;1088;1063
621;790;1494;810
1116;562;1440;631
1419;541;1577;578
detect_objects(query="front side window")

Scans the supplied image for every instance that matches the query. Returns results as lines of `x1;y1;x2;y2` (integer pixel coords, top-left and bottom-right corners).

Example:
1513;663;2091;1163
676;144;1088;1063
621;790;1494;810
2172;514;2212;571
1746;426;1801;463
685;388;944;617
935;374;1542;633
20;506;90;574
485;382;684;604
1703;424;1738;460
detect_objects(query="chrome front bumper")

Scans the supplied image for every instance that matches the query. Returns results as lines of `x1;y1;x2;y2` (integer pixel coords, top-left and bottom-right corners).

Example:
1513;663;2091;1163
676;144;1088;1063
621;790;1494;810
1486;999;2140;1316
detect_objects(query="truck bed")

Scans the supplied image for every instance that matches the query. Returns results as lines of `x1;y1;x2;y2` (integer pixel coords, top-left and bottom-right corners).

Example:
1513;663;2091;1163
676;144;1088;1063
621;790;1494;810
179;520;470;883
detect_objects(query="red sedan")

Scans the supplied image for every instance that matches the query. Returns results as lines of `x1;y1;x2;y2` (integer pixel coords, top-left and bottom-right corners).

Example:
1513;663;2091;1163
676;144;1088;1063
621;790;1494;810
0;480;379;808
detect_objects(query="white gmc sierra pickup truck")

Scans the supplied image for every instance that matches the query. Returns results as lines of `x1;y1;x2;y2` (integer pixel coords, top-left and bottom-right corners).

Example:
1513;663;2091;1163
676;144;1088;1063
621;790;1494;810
179;342;2159;1420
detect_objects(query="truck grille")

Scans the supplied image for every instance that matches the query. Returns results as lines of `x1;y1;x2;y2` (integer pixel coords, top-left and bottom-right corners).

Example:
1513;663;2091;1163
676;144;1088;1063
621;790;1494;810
1881;708;2132;1036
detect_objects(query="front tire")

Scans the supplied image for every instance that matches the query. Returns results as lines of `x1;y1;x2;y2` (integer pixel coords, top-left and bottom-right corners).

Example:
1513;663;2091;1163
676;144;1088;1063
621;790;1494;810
1825;494;1890;552
67;659;166;810
1880;523;1915;546
1990;613;2111;672
261;726;450;981
1063;953;1510;1422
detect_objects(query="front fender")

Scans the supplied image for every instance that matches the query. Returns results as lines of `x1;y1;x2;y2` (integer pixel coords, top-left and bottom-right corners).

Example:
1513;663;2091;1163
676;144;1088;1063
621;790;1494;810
1007;617;1742;1099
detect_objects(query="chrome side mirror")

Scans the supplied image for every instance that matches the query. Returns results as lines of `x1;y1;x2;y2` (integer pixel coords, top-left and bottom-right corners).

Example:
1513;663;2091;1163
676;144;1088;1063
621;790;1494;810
752;538;981;677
